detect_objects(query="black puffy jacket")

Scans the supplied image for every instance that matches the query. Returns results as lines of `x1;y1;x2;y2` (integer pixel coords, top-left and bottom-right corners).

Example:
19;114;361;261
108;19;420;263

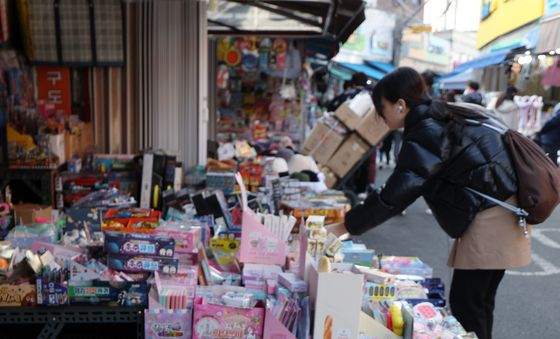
345;102;518;238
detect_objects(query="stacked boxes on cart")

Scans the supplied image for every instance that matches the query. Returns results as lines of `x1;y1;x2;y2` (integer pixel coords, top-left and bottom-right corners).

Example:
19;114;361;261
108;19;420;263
302;91;389;187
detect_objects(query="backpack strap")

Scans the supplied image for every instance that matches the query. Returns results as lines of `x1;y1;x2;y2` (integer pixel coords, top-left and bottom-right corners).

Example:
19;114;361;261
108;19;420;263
465;187;527;217
466;187;529;238
463;118;508;134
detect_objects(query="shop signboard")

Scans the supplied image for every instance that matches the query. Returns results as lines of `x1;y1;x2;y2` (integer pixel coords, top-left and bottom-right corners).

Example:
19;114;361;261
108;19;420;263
478;0;545;48
335;8;395;63
401;33;451;67
545;0;560;15
37;66;71;116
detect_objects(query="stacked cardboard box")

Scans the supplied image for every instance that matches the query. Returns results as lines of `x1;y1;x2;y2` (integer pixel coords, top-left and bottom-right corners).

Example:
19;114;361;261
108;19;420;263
302;93;389;187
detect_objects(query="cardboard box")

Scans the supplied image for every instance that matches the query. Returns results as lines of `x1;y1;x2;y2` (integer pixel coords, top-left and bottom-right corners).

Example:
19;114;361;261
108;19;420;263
309;263;363;339
65;122;94;160
335;94;373;130
14;204;52;225
327;134;371;178
320;166;339;189
359;311;402;339
357;107;390;146
302;120;346;165
0;284;37;306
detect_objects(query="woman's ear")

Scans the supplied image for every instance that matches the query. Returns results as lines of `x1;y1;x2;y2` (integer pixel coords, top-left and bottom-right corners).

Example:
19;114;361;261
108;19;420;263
396;98;407;114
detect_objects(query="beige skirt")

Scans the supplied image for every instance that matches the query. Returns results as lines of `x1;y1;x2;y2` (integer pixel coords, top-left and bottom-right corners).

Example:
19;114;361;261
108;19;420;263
447;196;532;270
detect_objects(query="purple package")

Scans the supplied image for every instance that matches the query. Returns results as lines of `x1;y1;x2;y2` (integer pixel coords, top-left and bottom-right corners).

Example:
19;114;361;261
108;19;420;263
107;254;179;274
105;231;175;257
145;309;192;339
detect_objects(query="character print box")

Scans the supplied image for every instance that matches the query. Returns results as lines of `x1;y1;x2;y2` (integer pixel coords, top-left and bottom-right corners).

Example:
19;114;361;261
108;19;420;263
104;231;175;257
107;254;179;274
192;296;264;339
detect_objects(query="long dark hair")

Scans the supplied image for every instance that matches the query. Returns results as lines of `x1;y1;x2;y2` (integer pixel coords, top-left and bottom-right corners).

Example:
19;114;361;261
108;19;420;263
495;86;518;109
372;67;431;117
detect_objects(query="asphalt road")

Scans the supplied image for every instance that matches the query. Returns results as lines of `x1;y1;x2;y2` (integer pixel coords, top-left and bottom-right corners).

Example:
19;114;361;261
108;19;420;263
355;166;560;339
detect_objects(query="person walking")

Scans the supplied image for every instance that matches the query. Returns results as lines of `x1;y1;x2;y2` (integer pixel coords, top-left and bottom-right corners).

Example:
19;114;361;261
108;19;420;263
535;103;560;164
462;81;484;106
378;132;394;168
327;67;530;339
487;86;520;130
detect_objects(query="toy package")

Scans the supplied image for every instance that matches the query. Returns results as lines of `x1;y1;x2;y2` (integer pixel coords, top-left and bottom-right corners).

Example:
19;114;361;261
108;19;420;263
145;309;192;339
0;284;36;306
104;231;175;258
68;280;148;306
107;254;179;274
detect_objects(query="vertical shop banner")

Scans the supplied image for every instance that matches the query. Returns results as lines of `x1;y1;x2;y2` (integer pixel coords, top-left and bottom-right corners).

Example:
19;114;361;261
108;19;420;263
37;66;71;116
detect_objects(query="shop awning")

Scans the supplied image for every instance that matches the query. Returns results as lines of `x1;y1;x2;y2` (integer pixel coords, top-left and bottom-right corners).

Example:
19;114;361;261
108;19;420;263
364;60;396;74
337;62;385;80
208;0;365;44
437;68;474;90
454;49;510;73
330;64;353;80
537;14;560;53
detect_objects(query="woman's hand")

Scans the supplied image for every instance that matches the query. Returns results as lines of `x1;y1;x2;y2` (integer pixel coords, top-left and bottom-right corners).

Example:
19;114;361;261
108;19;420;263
325;222;350;240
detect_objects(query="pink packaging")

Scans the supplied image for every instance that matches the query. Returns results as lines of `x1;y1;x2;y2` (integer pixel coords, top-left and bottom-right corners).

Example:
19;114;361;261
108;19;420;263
236;173;286;266
263;309;297;339
154;227;200;254
192;296;264;339
239;208;286;265
145;309;192;339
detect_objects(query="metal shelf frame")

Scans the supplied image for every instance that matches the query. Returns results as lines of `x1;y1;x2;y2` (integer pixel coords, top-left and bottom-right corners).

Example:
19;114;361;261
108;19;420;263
0;306;144;339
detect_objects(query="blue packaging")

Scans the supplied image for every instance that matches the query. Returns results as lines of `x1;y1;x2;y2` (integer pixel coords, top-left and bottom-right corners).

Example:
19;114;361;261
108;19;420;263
104;231;175;257
107;254;179;274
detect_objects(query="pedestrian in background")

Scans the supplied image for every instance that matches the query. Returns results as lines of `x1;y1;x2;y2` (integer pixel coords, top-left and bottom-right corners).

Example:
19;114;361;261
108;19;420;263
535;103;560;164
487;86;520;130
327;67;530;339
378;132;394;168
462;81;484;106
327;72;368;112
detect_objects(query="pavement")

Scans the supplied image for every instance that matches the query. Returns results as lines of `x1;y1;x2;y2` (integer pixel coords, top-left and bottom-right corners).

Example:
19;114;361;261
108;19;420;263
355;166;560;339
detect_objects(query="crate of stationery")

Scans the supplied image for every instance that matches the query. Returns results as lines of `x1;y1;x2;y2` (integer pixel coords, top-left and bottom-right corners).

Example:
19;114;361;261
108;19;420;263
102;208;162;234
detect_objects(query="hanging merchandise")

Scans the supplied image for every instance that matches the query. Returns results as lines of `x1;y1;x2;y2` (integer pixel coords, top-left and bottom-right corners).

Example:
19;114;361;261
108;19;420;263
541;59;560;87
225;41;242;67
272;39;288;71
215;37;310;150
258;38;271;73
216;64;230;90
517;95;544;136
241;37;259;72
